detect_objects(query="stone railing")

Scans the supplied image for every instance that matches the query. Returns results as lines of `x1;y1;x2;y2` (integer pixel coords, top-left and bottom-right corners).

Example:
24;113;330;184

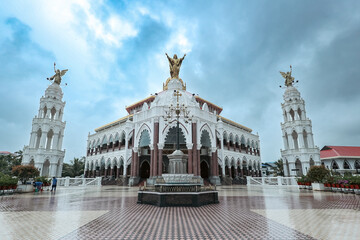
247;176;297;186
57;177;102;187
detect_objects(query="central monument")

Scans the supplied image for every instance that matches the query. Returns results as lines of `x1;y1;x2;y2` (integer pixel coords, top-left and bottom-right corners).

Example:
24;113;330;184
137;53;219;207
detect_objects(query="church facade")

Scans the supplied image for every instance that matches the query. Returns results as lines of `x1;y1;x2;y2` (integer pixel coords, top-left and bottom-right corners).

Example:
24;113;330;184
84;56;261;185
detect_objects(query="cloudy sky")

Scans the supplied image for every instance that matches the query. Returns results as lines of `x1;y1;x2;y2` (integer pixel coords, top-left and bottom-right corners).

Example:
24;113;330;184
1;0;359;163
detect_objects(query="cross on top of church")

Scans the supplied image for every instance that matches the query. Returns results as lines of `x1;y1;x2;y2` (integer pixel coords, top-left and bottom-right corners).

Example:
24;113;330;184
174;90;182;105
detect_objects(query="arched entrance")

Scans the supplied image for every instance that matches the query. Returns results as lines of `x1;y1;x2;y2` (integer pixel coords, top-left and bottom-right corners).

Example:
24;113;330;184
42;159;50;176
225;166;230;176
139;161;150;179
295;159;303;176
200;161;209;179
119;165;124;176
231;166;235;178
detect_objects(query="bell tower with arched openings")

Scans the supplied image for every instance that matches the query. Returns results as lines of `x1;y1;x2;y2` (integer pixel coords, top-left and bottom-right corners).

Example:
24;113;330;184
22;81;66;177
279;67;320;177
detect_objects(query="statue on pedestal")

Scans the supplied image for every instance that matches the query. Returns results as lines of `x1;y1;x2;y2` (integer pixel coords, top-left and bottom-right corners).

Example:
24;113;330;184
47;62;68;85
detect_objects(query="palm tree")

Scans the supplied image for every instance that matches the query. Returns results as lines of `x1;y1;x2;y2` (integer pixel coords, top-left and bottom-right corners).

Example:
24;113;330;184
62;157;85;177
271;159;284;176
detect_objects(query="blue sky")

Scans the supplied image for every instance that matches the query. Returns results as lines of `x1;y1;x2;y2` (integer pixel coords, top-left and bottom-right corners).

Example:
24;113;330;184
1;0;360;163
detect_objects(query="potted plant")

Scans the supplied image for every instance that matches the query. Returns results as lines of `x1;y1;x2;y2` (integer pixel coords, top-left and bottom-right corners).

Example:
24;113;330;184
307;166;330;191
12;165;40;193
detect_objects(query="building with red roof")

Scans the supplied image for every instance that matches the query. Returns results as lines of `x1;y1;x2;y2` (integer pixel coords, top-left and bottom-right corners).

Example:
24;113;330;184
320;146;360;174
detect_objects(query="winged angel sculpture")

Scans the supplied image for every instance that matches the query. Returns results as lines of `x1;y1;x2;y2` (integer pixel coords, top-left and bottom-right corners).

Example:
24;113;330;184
280;65;295;87
47;63;68;85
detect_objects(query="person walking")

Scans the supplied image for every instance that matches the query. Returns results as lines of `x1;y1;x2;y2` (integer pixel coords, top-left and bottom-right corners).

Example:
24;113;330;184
50;177;57;192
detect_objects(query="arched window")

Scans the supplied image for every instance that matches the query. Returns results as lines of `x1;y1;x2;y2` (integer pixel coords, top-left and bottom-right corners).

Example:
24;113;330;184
46;129;54;150
295;159;303;176
297;108;302;120
343;160;351;169
51;107;56;120
303;130;308;148
355;160;360;170
139;130;151;147
35;128;42;149
331;160;339;169
285;132;289;149
289;109;295;121
43;106;48;118
292;130;299;150
165;126;186;149
309;158;315;167
200;130;211;148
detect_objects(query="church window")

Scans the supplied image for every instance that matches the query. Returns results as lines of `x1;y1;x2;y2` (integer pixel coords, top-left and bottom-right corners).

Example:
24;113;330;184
289;109;295;121
139;130;151;147
292;130;299;150
297;108;302;120
200;130;211;148
35;128;42;149
343;160;351;169
310;158;315;167
331;161;339;169
51;107;56;120
43;106;48;118
46;129;54;150
303;130;308;148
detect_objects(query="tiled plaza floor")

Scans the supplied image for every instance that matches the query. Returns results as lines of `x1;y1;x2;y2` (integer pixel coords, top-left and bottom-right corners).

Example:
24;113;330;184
0;185;359;240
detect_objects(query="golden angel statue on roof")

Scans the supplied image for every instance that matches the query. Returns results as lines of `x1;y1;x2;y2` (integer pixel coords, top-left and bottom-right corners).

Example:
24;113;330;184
47;62;68;85
280;65;295;87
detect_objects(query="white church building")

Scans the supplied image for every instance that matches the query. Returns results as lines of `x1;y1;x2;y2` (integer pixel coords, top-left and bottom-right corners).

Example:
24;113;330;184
84;55;262;186
22;68;67;177
280;67;321;177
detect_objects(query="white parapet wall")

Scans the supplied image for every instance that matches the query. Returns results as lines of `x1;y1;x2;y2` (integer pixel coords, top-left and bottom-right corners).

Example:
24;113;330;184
247;176;298;186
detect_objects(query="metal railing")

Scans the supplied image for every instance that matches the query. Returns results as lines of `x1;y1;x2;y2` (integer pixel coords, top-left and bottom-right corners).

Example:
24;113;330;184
247;176;297;186
57;177;102;187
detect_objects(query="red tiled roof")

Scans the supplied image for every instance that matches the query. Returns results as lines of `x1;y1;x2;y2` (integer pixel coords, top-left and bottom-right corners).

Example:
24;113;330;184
320;146;360;159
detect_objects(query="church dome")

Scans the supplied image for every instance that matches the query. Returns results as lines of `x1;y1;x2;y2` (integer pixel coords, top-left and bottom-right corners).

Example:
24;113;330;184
152;81;198;108
283;86;301;102
45;83;63;100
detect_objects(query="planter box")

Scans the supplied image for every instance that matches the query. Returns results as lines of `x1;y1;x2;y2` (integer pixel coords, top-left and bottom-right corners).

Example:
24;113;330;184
312;183;325;191
16;184;34;193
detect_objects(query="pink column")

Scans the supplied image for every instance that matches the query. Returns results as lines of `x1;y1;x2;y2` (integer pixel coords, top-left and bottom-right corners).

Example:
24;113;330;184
150;149;154;177
158;148;163;175
197;149;201;176
188;149;193;174
192;122;198;176
211;151;216;176
153;122;159;177
134;152;139;177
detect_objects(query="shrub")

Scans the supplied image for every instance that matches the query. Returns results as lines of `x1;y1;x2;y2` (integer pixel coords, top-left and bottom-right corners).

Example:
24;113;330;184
0;174;18;188
12;165;40;183
306;165;330;183
35;176;51;185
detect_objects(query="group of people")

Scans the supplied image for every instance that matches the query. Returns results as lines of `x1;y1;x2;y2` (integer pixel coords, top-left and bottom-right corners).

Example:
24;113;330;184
33;177;57;192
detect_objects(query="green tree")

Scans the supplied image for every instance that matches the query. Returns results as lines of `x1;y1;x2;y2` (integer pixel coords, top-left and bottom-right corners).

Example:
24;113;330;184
271;159;284;176
62;157;85;177
0;150;23;175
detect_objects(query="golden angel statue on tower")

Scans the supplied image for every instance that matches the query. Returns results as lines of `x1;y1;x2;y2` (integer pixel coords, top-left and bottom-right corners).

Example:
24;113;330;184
47;62;68;85
280;65;296;87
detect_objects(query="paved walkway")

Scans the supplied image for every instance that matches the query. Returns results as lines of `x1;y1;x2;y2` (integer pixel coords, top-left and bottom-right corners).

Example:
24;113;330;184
0;185;359;240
